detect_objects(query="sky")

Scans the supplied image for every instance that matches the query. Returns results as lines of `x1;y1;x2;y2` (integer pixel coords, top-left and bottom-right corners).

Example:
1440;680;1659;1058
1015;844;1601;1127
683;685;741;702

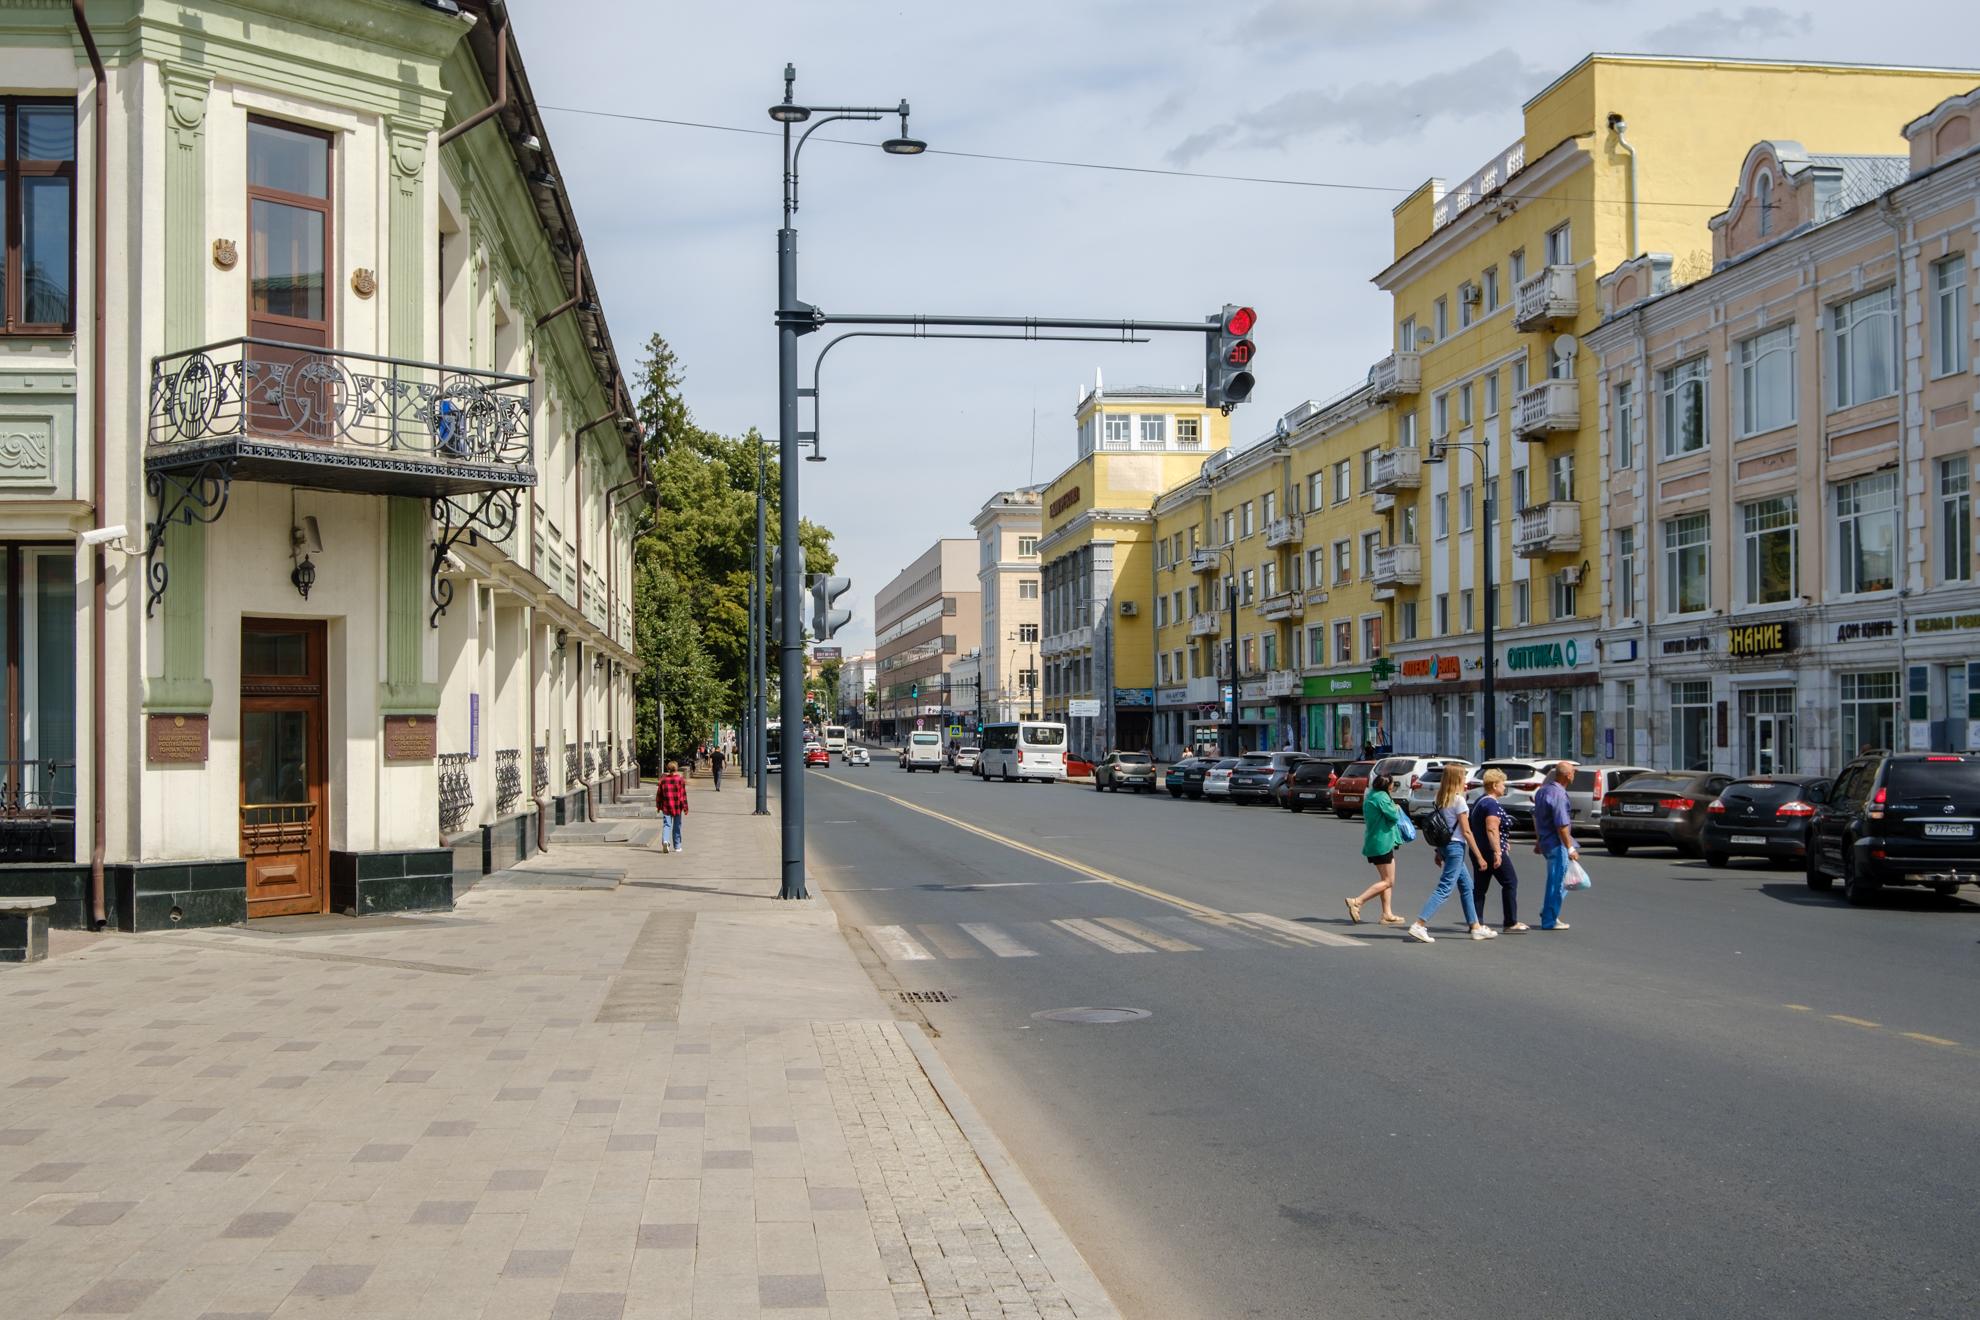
510;0;1973;656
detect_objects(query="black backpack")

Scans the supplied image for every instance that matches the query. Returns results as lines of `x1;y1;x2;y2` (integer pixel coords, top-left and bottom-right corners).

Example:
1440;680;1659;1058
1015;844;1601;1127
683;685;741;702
1419;805;1455;849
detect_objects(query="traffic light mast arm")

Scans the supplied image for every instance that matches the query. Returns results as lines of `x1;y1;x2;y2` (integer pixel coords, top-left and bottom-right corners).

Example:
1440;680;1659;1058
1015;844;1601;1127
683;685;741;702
795;311;1216;335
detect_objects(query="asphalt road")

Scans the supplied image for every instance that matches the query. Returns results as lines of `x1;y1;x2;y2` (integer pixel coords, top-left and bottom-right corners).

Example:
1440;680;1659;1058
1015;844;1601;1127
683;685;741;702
782;756;1980;1320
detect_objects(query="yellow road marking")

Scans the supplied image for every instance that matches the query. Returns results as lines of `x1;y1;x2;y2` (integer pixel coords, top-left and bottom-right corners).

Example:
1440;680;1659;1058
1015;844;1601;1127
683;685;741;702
816;775;1237;922
1829;1014;1881;1029
1901;1032;1959;1047
1097;916;1200;953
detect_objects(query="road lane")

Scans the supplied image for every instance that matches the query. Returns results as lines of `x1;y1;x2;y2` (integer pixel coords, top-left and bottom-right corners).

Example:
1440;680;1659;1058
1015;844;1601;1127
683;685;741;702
801;759;1980;1320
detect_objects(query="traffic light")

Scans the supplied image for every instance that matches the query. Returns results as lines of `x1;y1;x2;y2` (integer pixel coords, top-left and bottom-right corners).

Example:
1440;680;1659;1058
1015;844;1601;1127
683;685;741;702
809;575;853;640
1205;304;1257;411
910;682;919;701
768;548;783;641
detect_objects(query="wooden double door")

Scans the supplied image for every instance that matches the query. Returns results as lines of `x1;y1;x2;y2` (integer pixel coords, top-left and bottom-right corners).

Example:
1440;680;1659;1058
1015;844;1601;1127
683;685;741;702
240;619;327;917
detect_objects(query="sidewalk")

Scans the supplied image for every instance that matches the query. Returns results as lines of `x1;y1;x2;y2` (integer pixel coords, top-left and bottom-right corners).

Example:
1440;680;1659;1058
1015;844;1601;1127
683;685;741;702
0;783;1117;1320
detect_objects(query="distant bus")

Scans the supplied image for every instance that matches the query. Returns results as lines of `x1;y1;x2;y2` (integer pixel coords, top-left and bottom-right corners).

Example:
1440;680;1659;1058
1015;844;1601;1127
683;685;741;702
977;721;1068;783
823;725;848;754
766;721;782;772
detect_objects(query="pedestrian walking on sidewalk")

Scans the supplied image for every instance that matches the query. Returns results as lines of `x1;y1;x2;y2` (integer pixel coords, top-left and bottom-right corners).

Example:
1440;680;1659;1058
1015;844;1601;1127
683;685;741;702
1407;763;1496;944
1532;760;1579;931
656;761;689;854
1470;768;1526;931
710;746;726;791
1346;773;1408;926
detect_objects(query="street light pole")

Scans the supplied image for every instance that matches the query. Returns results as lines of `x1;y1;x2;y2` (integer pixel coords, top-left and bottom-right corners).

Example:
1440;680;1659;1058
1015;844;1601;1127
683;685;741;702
1437;440;1498;759
754;435;770;815
1227;551;1239;758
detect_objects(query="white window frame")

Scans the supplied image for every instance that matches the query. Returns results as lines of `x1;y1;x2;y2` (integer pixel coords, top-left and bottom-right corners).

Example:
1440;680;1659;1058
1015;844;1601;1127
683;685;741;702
1615;527;1638;620
1663;513;1710;616
1136;413;1168;449
1659;356;1708;458
1739;495;1797;607
1830;286;1897;410
1483;267;1500;311
1333;460;1351;504
1940;455;1971;583
1933;254;1968;379
1612;380;1636;469
1435;297;1449;341
1102;414;1131;450
1459;483;1474;533
1175;415;1201;448
1835;471;1899;596
1737;325;1796;437
1434;492;1449;539
1545;222;1572;267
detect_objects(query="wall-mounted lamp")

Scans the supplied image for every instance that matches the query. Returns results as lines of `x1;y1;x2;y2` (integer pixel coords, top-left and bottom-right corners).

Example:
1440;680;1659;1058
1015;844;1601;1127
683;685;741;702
513;131;542;152
555;627;568;652
290;511;322;600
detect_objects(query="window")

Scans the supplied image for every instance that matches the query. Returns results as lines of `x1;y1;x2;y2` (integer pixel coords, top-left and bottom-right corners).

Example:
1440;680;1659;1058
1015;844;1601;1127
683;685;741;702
1306;624;1325;662
1333;460;1351;504
3;101;78;332
1398;316;1416;351
1509;249;1526;286
1362;615;1383;659
1137;414;1168;449
1222;511;1236;545
1514;580;1531;625
1333;541;1350;584
1261;561;1277;597
1613;380;1636;468
1940;456;1971;583
1459;383;1474;426
1262;491;1277;523
1461;589;1475;631
1360;530;1380;576
1334;621;1353;665
1103;414;1131;449
1154;596;1167;628
1239;568;1254;604
1460;283;1477;328
0;546;77;858
1261;635;1277;671
1158;652;1171;684
1483;267;1500;311
1434;493;1449;539
1432;392;1450;439
1551;571;1577;620
1459;483;1474;533
1176;415;1202;448
1933;254;1968;378
1739;496;1797;605
1308;472;1325;511
1017;535;1037;557
1307;548;1325;589
1549;454;1573;503
1240;502;1255;538
1435;593;1449;635
1400;602;1419;641
1396;413;1418;450
1400;503;1418;545
1755;171;1773;237
1511;467;1529;512
1615;527;1638;619
1545;222;1572;267
1840;671;1898;758
1836;471;1898;594
1671;680;1712;772
1659;356;1708;457
1512;358;1528;395
1019;623;1038;643
1831;287;1896;408
1737;326;1795;436
1435;297;1449;341
1188;584;1200;614
1664;513;1709;614
1018;579;1040;599
1484;373;1499;417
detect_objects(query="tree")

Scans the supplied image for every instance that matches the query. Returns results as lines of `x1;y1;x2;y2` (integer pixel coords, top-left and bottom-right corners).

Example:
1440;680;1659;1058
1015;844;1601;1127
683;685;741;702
634;562;723;768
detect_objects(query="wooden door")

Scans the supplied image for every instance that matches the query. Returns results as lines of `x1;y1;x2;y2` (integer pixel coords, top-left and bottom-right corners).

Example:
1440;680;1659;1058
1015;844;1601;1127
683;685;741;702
245;117;334;439
239;620;327;917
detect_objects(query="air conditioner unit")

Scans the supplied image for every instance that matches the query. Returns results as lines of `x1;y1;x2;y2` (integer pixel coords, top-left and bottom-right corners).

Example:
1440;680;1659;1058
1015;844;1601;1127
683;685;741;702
1461;285;1483;305
1119;600;1138;617
1560;565;1584;586
1425;440;1448;463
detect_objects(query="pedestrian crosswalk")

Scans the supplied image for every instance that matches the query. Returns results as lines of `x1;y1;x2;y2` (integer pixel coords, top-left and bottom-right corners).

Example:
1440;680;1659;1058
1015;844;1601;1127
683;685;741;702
863;912;1365;963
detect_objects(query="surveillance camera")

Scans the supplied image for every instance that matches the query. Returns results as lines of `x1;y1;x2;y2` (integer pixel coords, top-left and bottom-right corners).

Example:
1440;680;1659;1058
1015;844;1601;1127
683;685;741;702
81;524;128;548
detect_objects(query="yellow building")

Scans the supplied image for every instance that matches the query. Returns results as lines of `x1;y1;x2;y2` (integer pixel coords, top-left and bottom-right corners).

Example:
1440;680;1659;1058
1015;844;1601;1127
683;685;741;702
1038;384;1230;755
1367;54;1980;759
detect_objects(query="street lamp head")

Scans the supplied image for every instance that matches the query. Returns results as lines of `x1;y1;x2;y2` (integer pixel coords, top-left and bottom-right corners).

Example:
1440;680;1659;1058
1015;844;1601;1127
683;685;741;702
769;103;812;124
881;100;925;155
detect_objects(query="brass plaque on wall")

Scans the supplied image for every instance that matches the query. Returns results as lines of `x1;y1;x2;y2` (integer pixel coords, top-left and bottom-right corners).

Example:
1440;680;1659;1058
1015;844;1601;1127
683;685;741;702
383;715;437;761
146;713;210;763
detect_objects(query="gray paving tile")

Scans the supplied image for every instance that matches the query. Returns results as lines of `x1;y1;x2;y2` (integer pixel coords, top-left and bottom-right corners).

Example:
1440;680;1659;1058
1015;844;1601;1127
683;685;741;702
656;1113;702;1128
809;1187;864;1211
198;1065;244;1079
13;1075;65;1087
57;1201;137;1227
0;1237;25;1263
410;1200;476;1226
351;1143;410;1163
752;1126;799;1143
188;1152;253;1174
674;1043;712;1055
489;1169;546;1191
704;1151;752;1170
487;1049;527;1062
496;1086;542;1102
425;1120;475;1137
14;1160;83;1182
636;1223;695;1250
550;1068;592;1082
321;1060;365;1071
274;1041;318;1053
294;1263;373;1297
257;1075;306;1089
166;1106;220;1122
549;1293;625;1320
663;1085;706;1100
97;1094;150;1108
785;1068;825;1081
69;1277;165;1313
574;1099;619;1115
0;1128;47;1144
605;1135;655;1153
222;1211;296;1239
388;1069;435;1084
760;1274;828;1309
503;1248;573;1278
135;1056;186;1069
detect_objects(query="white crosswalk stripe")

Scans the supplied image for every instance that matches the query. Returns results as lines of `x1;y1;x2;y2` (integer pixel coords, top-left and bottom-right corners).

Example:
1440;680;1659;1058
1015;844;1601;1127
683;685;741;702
959;922;1038;958
1233;912;1367;949
1096;917;1200;952
864;915;1365;963
1051;918;1154;954
868;924;934;961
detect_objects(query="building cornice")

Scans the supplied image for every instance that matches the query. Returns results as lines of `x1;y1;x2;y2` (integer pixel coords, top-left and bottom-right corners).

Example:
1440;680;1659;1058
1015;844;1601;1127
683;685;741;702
1375;137;1591;291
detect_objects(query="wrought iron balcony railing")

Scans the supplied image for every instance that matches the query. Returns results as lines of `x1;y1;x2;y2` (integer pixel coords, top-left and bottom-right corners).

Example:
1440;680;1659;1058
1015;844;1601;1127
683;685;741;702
148;338;536;497
495;749;523;816
0;758;75;863
564;742;580;787
532;745;550;797
438;753;473;836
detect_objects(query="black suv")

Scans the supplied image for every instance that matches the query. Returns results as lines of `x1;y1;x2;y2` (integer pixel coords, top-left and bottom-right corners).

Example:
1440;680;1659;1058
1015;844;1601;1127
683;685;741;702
1807;752;1980;904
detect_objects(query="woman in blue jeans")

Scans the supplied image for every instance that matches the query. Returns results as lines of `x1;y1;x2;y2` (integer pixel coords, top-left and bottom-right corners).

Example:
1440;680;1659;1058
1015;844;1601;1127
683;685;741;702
1407;764;1498;944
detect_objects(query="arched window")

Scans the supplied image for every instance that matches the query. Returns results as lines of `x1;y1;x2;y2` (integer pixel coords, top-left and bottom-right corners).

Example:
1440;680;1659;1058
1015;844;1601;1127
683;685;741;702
1756;171;1774;237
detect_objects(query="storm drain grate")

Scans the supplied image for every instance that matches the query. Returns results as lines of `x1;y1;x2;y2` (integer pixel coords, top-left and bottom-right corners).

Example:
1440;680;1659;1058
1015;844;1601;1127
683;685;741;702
899;990;952;1004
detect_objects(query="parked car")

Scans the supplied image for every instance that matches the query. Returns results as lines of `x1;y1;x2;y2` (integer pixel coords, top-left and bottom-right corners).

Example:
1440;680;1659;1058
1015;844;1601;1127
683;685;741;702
1230;751;1307;805
1464;759;1552;807
1598;770;1732;856
1501;763;1653;837
947;745;980;773
1700;774;1830;867
1375;755;1476;820
803;743;829;767
1166;756;1214;799
1202;758;1242;800
1283;759;1341;813
1807;752;1980;904
1093;750;1157;793
844;746;870;766
1331;761;1377;817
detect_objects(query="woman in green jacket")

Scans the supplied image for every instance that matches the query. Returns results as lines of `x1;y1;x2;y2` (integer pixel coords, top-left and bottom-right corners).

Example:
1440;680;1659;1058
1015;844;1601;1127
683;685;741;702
1346;774;1408;925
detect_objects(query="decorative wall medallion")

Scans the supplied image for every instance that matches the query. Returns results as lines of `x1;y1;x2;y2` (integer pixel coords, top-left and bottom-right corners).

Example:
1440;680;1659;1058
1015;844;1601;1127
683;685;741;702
350;267;377;299
212;238;237;270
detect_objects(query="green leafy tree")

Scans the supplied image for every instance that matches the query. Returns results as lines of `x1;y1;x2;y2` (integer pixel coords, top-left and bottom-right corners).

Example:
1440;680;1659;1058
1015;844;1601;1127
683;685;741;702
634;562;724;767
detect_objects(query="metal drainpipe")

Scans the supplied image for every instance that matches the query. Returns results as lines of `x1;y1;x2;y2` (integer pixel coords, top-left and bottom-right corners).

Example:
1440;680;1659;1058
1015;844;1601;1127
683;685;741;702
1609;114;1639;259
73;2;108;930
1878;192;1915;748
436;6;507;147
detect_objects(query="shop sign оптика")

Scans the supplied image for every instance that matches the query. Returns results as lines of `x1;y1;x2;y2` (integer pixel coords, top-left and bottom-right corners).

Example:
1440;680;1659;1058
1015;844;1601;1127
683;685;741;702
1503;638;1586;672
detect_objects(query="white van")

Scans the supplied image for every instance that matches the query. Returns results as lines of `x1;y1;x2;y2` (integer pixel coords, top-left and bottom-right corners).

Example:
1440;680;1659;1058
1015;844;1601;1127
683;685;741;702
977;721;1069;783
823;725;848;755
902;730;944;772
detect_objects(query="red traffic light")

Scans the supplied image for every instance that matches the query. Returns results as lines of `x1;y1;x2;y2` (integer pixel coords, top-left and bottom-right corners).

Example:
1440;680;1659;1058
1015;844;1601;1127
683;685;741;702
1225;339;1255;367
1224;306;1257;336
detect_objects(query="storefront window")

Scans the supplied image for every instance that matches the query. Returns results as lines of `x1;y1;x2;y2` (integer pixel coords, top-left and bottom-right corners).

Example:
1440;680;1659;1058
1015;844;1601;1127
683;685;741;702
1671;680;1712;772
1740;687;1797;775
1840;671;1897;758
0;545;77;861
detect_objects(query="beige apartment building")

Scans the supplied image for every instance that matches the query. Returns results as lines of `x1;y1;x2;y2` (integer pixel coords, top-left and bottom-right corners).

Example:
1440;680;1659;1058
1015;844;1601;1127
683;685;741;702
872;539;980;739
1587;83;1980;776
971;488;1042;724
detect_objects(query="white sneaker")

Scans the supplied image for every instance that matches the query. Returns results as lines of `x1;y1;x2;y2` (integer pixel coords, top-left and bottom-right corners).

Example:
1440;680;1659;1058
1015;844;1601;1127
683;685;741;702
1405;922;1434;944
1470;926;1498;940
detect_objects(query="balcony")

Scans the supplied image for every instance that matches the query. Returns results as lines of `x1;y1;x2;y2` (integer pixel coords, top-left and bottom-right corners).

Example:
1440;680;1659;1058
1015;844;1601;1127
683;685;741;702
1265;669;1300;699
1368;351;1422;402
1513;265;1578;331
1189;549;1221;575
1514;379;1580;439
1512;502;1583;557
148;338;536;496
1188;612;1222;638
1369;446;1423;492
1257;591;1304;622
1372;491;1395;514
1264;516;1304;549
1371;543;1422;587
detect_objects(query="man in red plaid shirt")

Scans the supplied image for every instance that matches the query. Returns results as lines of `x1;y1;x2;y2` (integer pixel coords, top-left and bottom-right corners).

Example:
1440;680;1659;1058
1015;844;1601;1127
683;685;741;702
655;761;689;853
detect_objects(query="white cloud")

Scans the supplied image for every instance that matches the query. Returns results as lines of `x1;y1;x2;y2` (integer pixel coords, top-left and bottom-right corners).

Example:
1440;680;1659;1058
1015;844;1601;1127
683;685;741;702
1640;6;1814;51
1234;0;1490;47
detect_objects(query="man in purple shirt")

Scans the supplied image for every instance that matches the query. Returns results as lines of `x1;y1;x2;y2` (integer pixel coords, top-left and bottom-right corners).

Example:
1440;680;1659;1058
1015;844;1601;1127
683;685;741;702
1530;759;1579;931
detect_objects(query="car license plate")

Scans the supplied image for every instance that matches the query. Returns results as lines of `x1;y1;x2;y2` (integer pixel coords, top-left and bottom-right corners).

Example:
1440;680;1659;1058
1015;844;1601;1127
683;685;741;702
1925;822;1973;838
1621;803;1656;814
1731;834;1767;845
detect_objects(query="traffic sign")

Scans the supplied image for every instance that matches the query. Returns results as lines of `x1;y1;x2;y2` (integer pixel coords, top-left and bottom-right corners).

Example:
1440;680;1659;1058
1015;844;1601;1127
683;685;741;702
945;724;962;738
915;717;924;730
812;645;842;661
1067;698;1101;718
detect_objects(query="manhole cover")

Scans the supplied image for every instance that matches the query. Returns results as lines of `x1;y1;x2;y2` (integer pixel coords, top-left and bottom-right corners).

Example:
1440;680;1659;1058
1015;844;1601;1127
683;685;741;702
900;990;952;1004
1031;1006;1151;1025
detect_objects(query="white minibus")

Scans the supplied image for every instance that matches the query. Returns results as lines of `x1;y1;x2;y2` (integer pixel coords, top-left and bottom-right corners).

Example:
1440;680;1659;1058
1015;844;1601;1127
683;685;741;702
976;721;1068;783
823;725;848;755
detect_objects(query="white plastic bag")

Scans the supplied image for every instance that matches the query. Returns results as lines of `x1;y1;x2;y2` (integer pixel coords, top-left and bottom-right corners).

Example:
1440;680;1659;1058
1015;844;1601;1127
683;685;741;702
1565;859;1592;891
